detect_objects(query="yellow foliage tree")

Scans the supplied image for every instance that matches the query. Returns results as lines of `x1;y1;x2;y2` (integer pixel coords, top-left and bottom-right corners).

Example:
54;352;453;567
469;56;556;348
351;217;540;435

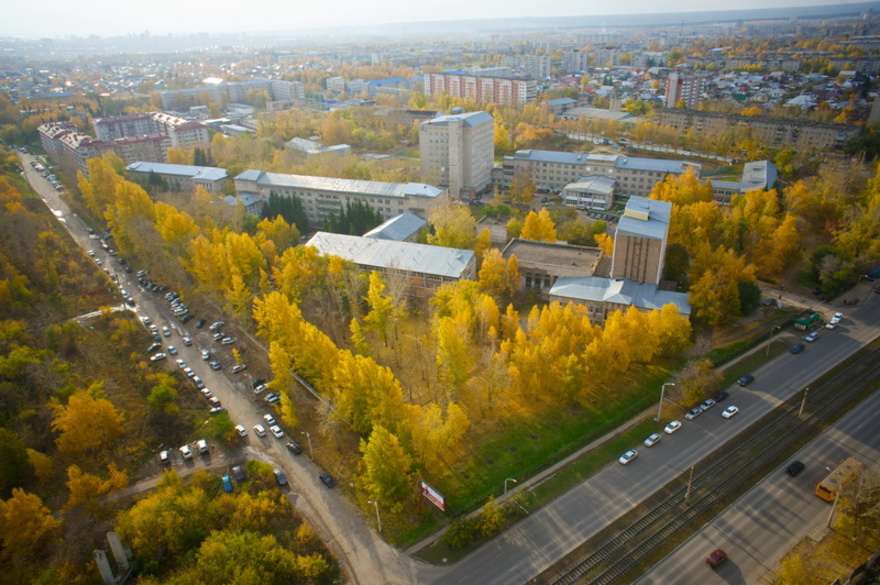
520;209;557;242
52;391;124;455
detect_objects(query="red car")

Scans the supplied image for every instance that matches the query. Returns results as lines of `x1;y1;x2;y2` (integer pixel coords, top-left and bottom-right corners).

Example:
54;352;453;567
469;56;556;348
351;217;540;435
706;549;727;568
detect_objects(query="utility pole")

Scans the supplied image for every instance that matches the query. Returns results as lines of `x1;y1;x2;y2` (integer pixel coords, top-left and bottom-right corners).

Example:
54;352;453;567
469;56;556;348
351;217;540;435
798;387;809;418
685;465;695;504
656;383;675;422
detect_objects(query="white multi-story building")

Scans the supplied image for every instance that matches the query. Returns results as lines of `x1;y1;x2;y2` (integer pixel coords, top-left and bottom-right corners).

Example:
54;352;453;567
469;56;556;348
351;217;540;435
502;149;700;206
126;162;229;195
419;111;494;199
94;112;210;150
665;72;705;109
233;170;448;228
562;50;591;73
424;72;537;108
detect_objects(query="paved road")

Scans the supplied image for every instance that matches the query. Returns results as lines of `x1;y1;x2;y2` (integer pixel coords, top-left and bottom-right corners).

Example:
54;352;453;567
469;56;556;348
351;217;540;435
18;154;412;585
636;387;880;585
21;151;880;585
402;292;880;585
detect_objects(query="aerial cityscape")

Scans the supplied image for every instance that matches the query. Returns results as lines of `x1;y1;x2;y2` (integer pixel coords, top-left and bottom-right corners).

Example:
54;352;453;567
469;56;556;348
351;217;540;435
1;2;880;585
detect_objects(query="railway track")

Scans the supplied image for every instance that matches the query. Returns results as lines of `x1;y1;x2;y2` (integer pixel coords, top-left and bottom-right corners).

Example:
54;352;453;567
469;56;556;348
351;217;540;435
546;345;880;585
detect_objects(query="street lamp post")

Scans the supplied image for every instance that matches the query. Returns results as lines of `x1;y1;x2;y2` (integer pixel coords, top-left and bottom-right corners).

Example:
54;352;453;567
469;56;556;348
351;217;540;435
301;431;313;458
766;325;781;356
655;383;676;422
367;500;382;533
504;478;517;495
798;387;810;418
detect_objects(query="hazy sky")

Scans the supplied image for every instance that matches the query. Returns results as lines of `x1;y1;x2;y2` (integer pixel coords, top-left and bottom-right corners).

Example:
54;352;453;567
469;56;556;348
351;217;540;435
0;0;857;38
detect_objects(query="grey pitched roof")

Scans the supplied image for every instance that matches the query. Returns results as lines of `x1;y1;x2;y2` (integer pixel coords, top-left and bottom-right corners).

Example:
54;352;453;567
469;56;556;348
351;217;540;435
550;276;691;315
421;111;494;128
305;232;473;279
564;175;616;194
127;161;227;181
362;213;427;241
235;171;443;200
616;196;671;240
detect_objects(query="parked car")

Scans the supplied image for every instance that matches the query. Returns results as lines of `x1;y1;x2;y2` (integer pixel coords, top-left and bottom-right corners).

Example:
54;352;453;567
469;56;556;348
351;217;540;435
618;449;638;465
253;424;267;437
167;345;178;355
162;326;171;337
150;352;167;362
713;390;730;402
269;425;285;439
286;441;303;455
221;336;236;345
253;384;268;394
804;331;819;343
179;444;192;460
737;374;755;387
263;413;276;426
182;336;192;346
786;461;805;476
221;475;233;493
274;468;288;486
147;342;162;353
234;425;248;437
209;406;227;415
265;393;281;405
664;420;682;434
201;349;210;360
699;398;716;411
159;450;171;465
196;319;207;328
231;465;246;481
643;433;661;448
685;407;703;420
790;342;806;354
319;473;335;488
209;360;221;371
231;364;247;373
721;405;739;419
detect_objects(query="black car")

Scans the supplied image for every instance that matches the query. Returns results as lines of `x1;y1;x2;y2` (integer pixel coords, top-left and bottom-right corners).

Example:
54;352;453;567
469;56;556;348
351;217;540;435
180;314;194;324
231;465;245;481
251;377;267;389
195;319;207;328
286;441;303;455
147;342;162;353
786;461;805;476
790;342;806;354
713;390;730;402
319;473;335;488
737;374;755;387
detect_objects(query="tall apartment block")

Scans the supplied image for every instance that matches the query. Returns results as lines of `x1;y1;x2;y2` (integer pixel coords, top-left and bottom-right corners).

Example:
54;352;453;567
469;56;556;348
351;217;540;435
94;112;210;149
419;111;494;199
424;72;537;108
665;72;705;109
611;196;671;286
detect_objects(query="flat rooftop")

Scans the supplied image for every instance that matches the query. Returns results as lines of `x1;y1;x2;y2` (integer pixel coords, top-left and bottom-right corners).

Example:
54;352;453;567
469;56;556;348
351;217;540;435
502;239;602;278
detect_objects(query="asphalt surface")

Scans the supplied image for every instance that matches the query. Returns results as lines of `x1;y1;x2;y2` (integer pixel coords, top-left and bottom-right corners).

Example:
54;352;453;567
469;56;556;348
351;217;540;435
20;151;880;585
636;386;880;585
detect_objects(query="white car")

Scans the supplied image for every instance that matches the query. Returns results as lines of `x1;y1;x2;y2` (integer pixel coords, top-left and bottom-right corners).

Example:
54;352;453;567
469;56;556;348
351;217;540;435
722;405;739;419
269;425;285;439
263;413;276;426
699;398;716;411
235;425;248;437
664;420;682;434
804;331;820;343
201;349;210;360
685;407;703;420
253;424;267;437
175;359;186;368
179;444;192;460
618;449;638;465
200;388;213;398
231;364;247;373
149;352;167;362
162;326;171;337
643;433;661;448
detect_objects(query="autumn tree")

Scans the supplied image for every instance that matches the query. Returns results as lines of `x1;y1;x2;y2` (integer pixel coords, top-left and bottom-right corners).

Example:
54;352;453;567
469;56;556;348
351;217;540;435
52;389;124;455
360;425;414;508
520;209;557;242
65;463;128;513
364;271;395;346
0;428;30;496
678;359;722;407
509;171;536;205
0;489;61;571
428;204;476;249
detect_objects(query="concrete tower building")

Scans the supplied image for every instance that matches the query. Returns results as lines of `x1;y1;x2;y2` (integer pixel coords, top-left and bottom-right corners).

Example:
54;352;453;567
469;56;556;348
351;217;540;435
611;196;671;286
419;111;494;199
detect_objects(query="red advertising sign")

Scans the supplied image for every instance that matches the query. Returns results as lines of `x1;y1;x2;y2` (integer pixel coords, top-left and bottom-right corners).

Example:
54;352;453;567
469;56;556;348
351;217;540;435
420;481;446;511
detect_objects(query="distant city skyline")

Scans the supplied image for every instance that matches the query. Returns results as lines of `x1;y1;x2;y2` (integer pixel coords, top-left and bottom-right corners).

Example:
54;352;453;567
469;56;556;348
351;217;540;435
0;0;864;39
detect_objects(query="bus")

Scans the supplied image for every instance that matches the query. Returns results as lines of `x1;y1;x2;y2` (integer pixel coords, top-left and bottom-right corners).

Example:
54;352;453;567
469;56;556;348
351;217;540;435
815;457;862;502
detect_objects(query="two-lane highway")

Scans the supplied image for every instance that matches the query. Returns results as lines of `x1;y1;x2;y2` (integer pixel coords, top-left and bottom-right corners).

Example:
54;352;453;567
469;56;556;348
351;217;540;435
637;385;880;584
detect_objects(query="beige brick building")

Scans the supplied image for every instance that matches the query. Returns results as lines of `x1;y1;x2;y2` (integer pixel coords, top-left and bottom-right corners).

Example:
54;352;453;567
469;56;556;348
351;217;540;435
419;111;494;199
